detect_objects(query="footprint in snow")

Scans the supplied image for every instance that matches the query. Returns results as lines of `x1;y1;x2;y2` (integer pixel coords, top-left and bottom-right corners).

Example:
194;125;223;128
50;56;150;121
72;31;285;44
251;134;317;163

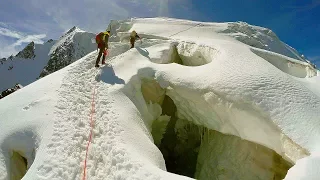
23;101;40;110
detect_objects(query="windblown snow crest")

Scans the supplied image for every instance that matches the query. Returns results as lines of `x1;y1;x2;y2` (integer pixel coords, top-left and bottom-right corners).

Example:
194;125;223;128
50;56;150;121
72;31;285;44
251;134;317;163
220;21;306;61
0;17;320;180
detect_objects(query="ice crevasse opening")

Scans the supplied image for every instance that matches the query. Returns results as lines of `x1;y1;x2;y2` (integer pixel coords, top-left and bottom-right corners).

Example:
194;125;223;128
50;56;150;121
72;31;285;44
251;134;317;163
0;130;38;180
122;67;300;180
134;41;218;66
123;76;294;179
115;29;316;179
172;42;218;66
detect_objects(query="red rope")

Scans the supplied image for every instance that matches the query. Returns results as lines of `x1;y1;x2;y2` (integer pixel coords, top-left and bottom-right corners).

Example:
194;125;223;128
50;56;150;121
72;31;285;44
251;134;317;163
82;85;97;180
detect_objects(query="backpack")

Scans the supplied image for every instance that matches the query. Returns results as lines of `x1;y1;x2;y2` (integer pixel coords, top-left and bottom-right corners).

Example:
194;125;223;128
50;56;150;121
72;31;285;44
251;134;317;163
95;32;109;44
95;32;103;44
130;31;137;38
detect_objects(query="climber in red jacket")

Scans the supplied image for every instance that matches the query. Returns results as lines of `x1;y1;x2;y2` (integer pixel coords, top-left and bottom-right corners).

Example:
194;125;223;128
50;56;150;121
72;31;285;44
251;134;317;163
95;31;110;67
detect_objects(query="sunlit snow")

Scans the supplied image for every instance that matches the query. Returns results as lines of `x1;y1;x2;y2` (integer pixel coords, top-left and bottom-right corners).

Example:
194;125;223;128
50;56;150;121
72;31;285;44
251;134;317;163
0;17;319;180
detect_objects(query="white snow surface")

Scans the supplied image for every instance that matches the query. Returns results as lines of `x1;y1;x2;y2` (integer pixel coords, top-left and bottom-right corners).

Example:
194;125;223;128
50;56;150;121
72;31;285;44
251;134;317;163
220;21;307;61
0;17;320;179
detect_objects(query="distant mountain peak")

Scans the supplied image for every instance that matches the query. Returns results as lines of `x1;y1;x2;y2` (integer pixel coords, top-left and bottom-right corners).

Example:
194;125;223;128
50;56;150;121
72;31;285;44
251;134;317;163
39;27;96;78
0;58;6;65
15;42;36;59
47;39;54;43
67;26;77;33
66;26;83;34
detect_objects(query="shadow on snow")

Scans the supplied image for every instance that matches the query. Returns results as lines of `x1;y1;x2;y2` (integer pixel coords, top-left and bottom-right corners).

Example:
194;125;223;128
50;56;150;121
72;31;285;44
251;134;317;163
99;66;125;85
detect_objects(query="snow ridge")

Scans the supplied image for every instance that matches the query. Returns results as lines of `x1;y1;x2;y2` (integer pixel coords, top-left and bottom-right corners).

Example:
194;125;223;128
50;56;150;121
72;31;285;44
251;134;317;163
36;53;105;179
220;21;306;61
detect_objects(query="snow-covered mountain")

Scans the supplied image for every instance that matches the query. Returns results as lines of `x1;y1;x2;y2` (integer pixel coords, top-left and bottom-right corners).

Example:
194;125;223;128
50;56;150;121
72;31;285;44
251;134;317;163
0;40;56;92
0;17;320;180
0;26;96;92
39;26;96;77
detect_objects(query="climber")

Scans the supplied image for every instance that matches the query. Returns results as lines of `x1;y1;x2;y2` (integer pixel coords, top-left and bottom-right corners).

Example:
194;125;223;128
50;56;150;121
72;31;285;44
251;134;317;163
130;30;141;48
95;31;110;67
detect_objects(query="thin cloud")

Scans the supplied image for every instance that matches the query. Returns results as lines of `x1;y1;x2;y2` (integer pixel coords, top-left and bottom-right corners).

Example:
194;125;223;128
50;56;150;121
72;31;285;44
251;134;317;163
1;0;186;37
0;39;17;58
28;0;172;32
0;37;20;58
13;34;46;46
0;27;22;39
0;27;46;58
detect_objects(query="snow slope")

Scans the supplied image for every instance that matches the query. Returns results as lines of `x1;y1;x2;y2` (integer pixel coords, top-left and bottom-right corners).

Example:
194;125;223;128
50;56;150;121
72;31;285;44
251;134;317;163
1;17;320;179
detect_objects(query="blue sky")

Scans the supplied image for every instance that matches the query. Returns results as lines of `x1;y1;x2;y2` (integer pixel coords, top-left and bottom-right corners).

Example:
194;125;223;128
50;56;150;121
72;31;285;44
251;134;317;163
0;0;319;66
